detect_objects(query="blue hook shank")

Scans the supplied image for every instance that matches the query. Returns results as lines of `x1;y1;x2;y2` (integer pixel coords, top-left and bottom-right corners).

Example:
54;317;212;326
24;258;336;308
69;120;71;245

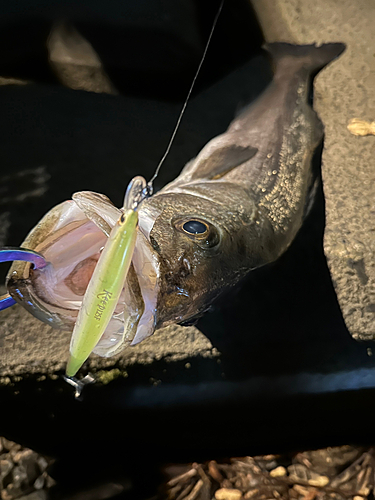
0;247;47;311
0;294;17;310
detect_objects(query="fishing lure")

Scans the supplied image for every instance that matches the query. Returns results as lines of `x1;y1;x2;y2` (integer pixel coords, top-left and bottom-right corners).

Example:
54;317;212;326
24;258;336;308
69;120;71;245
66;176;147;377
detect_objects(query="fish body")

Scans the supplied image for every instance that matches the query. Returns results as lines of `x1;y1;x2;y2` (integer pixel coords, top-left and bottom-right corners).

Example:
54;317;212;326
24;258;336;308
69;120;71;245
138;43;345;335
6;43;345;354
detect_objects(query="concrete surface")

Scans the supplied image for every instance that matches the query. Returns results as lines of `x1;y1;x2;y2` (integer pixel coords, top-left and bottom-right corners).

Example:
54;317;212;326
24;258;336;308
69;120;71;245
252;0;375;340
0;289;217;378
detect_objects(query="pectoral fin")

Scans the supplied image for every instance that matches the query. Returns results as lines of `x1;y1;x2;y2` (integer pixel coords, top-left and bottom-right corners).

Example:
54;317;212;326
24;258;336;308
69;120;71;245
190;138;258;180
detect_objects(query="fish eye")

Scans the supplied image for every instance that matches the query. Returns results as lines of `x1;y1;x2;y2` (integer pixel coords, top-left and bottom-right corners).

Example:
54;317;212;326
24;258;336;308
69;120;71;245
174;217;220;249
182;220;208;235
119;212;126;224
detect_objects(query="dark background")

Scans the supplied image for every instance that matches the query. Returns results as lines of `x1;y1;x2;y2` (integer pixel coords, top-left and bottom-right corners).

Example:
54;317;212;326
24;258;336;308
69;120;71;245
0;1;375;498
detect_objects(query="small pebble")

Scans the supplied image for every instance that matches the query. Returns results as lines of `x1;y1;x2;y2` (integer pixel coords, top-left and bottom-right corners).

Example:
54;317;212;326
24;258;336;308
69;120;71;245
270;466;286;477
0;436;55;500
2;439;17;452
358;487;370;497
9;445;22;459
13;450;33;463
215;488;242;500
44;475;56;489
0;458;13;477
1;490;12;500
347;118;375;136
36;457;48;472
33;476;45;490
221;479;233;489
288;464;329;487
293;485;310;495
244;490;259;499
208;461;223;482
12;464;28;488
308;476;329;487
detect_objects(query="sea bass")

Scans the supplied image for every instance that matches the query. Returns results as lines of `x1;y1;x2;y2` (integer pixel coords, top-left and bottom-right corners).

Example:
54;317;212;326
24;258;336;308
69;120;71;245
6;43;345;356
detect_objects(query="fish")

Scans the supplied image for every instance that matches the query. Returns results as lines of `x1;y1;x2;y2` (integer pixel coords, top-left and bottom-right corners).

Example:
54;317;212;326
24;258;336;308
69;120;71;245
6;43;345;356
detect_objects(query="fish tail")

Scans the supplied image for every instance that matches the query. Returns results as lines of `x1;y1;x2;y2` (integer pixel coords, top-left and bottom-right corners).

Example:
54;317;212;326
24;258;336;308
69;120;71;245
264;42;346;74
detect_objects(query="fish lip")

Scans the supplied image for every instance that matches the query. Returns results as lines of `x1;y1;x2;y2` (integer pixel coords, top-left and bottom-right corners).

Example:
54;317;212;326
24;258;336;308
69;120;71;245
128;205;161;346
6;201;88;329
6;272;74;328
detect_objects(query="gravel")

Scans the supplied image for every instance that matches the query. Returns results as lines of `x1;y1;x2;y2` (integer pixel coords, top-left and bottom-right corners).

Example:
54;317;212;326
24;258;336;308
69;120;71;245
0;437;55;500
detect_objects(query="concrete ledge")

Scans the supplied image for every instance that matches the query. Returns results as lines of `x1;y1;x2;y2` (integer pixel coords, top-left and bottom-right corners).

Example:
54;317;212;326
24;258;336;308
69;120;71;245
252;0;375;340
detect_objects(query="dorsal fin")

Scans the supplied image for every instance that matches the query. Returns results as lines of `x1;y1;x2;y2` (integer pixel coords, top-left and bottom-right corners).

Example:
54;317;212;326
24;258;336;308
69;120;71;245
189;136;258;180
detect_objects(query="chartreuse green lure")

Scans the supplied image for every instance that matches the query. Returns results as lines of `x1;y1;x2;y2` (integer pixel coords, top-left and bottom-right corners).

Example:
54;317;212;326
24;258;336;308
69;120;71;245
66;176;148;377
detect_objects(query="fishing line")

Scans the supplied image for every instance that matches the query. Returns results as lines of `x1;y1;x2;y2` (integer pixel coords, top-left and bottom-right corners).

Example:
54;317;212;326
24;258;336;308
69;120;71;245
147;0;225;195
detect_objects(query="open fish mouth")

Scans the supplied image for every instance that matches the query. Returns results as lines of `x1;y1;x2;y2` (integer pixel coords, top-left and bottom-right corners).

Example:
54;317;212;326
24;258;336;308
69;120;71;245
6;193;161;357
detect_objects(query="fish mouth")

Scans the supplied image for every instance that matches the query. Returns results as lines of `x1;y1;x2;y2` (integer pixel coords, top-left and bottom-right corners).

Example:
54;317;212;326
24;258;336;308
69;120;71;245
6;193;161;357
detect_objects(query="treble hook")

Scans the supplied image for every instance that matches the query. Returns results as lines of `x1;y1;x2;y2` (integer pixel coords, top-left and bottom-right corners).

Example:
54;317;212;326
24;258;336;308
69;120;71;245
0;247;47;311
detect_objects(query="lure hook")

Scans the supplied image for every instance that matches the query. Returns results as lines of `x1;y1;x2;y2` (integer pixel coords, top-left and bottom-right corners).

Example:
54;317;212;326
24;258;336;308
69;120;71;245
0;247;47;311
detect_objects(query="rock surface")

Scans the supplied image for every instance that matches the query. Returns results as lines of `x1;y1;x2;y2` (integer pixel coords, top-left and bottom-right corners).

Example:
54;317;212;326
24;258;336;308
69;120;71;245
0;437;54;500
251;0;375;339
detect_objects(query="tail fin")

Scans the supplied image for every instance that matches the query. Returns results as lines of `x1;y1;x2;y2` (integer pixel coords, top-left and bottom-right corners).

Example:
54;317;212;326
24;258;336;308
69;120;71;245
264;42;346;74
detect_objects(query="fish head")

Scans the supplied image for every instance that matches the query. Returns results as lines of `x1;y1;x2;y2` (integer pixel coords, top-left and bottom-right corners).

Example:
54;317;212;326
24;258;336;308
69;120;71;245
140;179;278;336
6;179;277;354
